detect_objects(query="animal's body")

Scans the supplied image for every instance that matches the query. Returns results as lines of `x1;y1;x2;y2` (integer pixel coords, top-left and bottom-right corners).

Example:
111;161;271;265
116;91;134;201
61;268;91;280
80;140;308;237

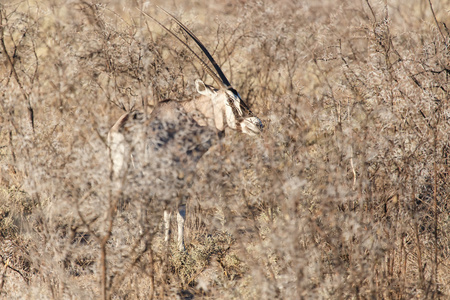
108;9;262;251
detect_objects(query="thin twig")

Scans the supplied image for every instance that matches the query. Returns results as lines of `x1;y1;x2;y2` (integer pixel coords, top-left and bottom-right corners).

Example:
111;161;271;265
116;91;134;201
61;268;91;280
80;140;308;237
433;128;439;294
427;0;446;44
0;7;35;133
365;0;377;22
0;255;29;285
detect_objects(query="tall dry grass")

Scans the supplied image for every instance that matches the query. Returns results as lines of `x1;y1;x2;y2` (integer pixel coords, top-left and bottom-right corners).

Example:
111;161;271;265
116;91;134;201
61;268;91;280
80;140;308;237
1;0;449;299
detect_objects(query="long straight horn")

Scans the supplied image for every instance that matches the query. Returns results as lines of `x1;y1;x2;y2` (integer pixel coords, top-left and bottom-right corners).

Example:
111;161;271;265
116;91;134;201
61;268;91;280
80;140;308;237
140;10;226;89
158;7;232;88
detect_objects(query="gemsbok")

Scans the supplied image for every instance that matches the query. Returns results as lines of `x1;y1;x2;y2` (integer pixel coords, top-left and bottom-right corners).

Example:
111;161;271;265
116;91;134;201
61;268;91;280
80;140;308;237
108;8;263;251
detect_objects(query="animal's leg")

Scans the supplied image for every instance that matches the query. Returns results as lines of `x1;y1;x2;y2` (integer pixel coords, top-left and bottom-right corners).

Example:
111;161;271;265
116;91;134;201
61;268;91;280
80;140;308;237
177;204;186;251
164;210;172;243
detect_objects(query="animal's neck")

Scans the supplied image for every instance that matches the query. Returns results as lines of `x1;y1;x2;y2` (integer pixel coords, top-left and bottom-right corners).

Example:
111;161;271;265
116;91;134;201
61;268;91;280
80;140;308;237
181;95;225;131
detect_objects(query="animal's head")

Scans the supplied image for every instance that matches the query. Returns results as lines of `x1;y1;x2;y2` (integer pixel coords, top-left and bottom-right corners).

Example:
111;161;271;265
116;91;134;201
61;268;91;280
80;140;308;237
195;79;263;136
148;8;263;136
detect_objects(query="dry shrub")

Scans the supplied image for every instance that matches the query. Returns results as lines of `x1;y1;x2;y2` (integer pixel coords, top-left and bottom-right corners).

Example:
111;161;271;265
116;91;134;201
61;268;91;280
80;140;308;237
0;0;449;299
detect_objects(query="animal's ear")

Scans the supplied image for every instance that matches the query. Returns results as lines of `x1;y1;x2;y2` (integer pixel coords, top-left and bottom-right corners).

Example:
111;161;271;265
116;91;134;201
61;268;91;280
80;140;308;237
195;79;214;96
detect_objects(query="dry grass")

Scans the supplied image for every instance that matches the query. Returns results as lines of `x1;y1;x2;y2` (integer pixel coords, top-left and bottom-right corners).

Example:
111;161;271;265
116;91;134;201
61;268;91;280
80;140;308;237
1;0;449;299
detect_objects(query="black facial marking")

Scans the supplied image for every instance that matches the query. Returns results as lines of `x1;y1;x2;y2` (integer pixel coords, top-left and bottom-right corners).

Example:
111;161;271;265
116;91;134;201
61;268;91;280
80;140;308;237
227;87;252;116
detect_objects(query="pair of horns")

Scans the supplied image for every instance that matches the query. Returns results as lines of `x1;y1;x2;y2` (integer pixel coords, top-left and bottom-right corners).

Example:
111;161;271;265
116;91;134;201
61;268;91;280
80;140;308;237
140;7;232;90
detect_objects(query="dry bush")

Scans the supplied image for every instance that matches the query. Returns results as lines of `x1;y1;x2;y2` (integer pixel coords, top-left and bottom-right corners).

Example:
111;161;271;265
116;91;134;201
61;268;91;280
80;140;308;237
1;0;449;299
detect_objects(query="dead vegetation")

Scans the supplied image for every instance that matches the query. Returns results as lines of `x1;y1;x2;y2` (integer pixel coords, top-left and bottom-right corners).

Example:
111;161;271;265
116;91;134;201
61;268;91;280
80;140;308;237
1;0;449;299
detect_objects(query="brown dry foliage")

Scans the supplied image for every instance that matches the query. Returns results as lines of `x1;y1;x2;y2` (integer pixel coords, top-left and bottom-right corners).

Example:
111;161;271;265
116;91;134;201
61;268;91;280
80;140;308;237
1;0;449;299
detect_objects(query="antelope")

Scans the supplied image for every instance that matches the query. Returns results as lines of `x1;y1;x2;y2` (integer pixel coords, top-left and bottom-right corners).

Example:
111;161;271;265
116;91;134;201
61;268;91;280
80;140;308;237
108;8;263;251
